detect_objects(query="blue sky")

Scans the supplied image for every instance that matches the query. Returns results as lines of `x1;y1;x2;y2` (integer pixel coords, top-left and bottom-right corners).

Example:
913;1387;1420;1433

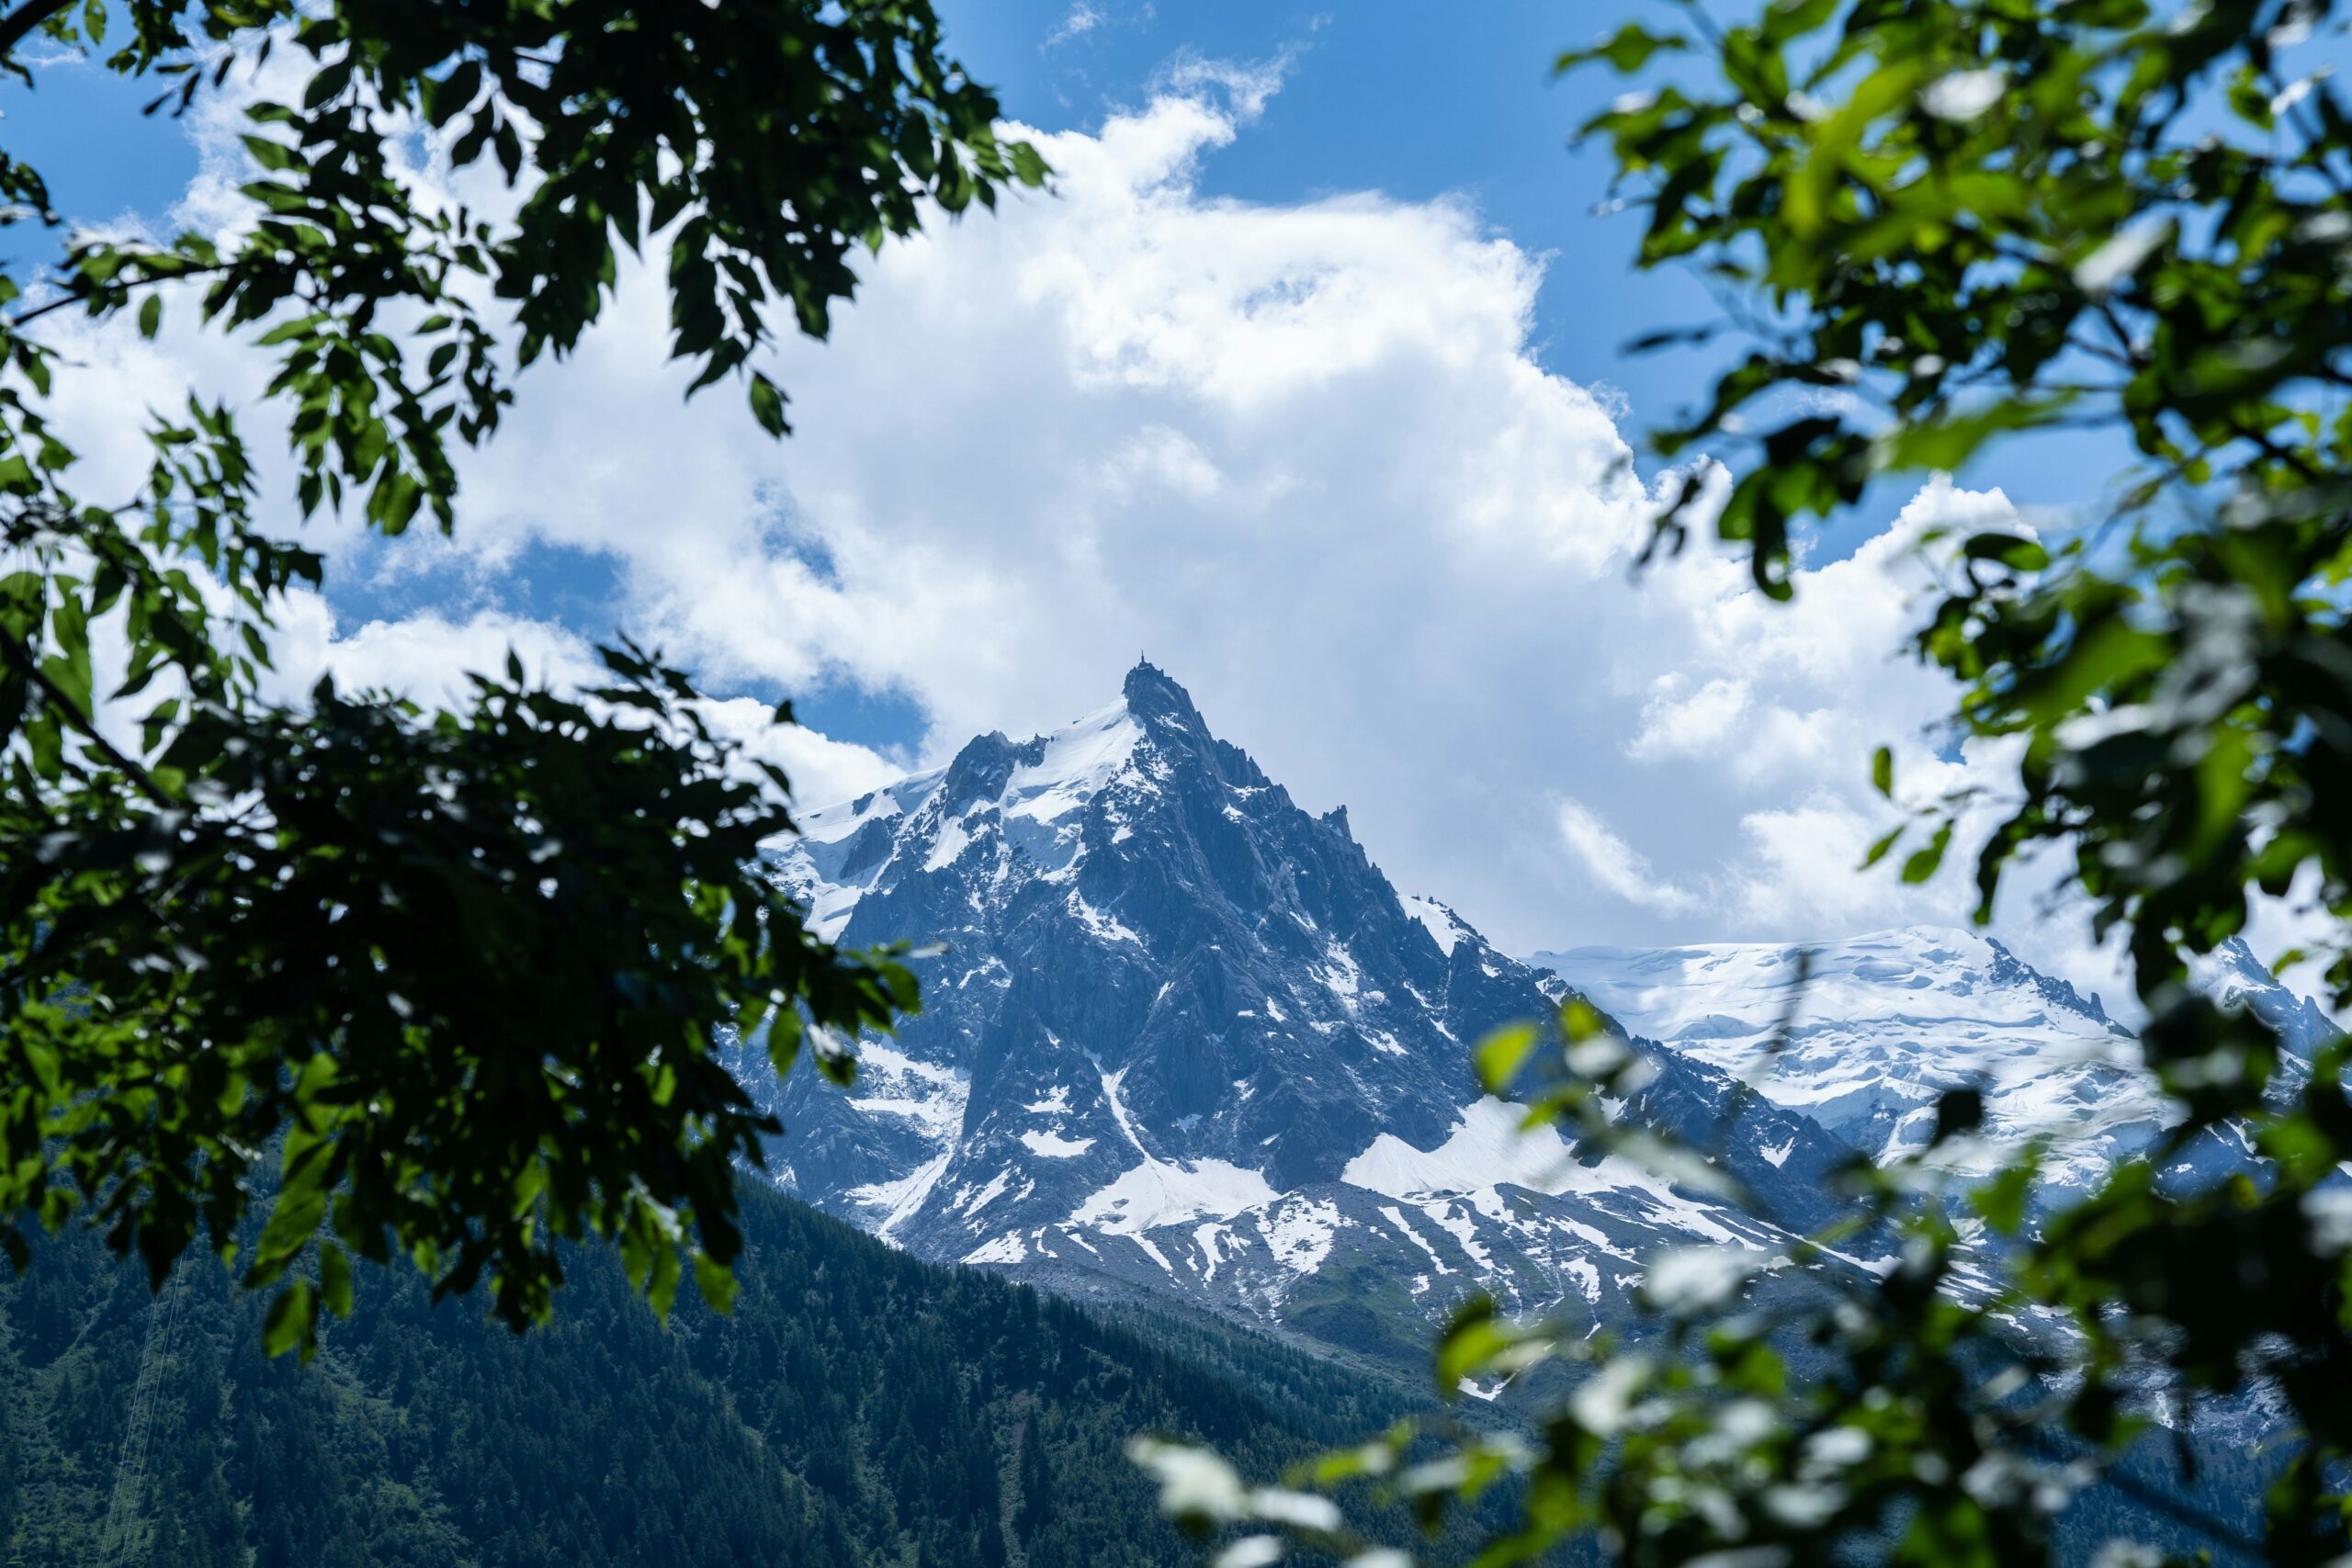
0;3;2170;990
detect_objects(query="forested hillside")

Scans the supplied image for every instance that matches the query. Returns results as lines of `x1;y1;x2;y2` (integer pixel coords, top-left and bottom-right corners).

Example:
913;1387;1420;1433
0;1182;1424;1568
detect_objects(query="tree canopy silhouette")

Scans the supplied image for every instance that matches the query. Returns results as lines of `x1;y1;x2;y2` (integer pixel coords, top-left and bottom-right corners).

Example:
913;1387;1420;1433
0;0;1042;1357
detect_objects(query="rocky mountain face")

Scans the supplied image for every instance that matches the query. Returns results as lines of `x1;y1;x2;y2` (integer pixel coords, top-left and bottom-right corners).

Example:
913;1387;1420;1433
757;664;1853;1371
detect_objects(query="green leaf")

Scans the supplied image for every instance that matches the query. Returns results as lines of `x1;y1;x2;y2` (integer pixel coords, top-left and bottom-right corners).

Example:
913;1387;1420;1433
1558;24;1688;76
1433;1295;1505;1393
1560;998;1607;1043
241;135;299;174
693;1250;738;1314
262;1278;317;1361
423;59;484;130
1475;1021;1542;1095
1971;1161;2035;1235
1880;398;2075;473
747;371;789;437
319;1242;354;1319
1960;531;2051;572
1900;821;1953;884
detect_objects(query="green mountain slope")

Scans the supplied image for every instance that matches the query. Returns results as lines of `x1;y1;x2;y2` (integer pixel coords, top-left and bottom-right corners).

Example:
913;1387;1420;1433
0;1182;1427;1568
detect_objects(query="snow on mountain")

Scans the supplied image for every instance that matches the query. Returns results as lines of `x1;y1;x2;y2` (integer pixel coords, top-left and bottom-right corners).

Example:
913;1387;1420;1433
2190;940;2341;1059
756;663;1852;1368
1532;926;2335;1193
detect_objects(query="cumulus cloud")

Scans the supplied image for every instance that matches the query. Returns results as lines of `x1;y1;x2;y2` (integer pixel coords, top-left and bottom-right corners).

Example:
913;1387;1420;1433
1555;798;1699;917
258;598;905;810
33;62;2160;1000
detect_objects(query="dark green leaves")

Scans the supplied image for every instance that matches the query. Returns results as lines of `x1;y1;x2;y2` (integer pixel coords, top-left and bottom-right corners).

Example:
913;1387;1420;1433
0;0;1036;1352
1557;23;1687;76
3;646;920;1355
1472;1021;1542;1095
748;371;789;437
1899;819;1952;884
1147;5;2352;1565
419;59;482;129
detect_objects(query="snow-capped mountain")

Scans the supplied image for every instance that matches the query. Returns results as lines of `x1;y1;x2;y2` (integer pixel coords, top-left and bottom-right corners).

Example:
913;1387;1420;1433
758;664;1853;1369
1532;927;2335;1193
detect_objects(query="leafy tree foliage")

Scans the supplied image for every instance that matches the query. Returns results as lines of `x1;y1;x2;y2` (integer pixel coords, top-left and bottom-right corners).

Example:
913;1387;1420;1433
1140;3;2352;1564
0;0;1042;1351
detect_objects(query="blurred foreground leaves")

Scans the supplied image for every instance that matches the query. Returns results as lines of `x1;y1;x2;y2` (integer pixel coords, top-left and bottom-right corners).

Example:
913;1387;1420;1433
1;0;1040;1351
1144;2;2352;1562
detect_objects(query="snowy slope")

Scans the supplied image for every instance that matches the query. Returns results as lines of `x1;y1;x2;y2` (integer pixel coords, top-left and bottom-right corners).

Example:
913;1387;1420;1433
1533;927;2335;1192
755;664;1854;1368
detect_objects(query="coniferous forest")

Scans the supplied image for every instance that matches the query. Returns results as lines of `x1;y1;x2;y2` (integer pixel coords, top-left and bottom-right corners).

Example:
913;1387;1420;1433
0;1182;1424;1568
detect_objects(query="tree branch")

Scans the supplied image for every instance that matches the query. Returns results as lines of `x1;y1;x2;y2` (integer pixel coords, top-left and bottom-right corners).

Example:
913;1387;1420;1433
0;0;74;63
9;262;232;333
0;627;175;807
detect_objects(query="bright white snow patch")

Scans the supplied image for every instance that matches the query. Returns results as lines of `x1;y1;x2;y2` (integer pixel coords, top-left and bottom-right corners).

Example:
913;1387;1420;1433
1074;1157;1280;1235
1020;1128;1097;1158
1401;895;1470;956
840;1045;970;1239
964;1233;1026;1266
1069;890;1145;947
1194;1222;1229;1281
1341;1098;1576;1198
1318;942;1363;1003
1378;1204;1454;1276
1259;1197;1342;1274
1419;1200;1491;1269
1341;1097;1762;1255
1071;1066;1281;1234
1535;925;2165;1188
763;697;1148;942
924;810;976;871
954;1168;1013;1218
787;772;940;846
1003;701;1145;825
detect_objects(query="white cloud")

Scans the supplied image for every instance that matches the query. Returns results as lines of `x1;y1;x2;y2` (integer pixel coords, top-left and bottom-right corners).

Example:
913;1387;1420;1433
264;600;605;708
696;697;907;817
30;67;2177;1005
1046;4;1106;48
1628;676;1750;763
1150;47;1298;121
1555;797;1698;916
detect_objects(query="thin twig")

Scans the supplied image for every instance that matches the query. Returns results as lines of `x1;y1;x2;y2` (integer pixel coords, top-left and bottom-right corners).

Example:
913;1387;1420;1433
0;0;72;62
0;626;174;807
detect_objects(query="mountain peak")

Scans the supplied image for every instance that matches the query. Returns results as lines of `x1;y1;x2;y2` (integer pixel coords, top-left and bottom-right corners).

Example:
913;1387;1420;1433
939;728;1023;809
762;679;1864;1369
1121;659;1203;728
